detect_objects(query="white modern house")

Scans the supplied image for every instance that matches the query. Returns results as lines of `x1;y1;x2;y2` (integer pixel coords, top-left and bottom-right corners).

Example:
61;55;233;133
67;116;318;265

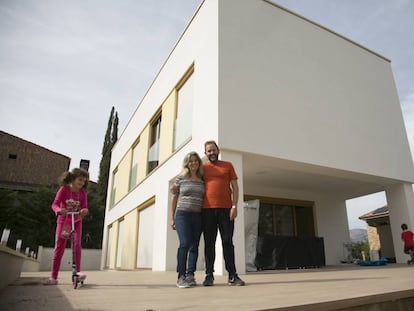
101;0;414;274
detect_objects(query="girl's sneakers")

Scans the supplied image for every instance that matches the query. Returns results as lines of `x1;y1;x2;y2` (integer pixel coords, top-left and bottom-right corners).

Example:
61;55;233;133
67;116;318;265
77;273;87;281
44;274;86;285
44;278;58;285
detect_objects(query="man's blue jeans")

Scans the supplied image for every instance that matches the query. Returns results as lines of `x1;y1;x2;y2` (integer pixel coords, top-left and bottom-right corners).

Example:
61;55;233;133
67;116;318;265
175;210;202;278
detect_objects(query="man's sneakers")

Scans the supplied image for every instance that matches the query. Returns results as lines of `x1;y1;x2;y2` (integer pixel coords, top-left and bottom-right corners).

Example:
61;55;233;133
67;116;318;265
202;274;214;286
228;274;245;286
202;273;245;286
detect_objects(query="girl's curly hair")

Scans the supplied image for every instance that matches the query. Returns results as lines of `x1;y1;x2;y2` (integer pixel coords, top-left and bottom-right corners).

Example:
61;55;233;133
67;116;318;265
59;168;89;189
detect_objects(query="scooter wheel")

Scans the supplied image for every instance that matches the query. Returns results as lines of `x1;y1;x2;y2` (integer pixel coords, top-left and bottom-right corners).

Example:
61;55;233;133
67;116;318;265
72;275;79;289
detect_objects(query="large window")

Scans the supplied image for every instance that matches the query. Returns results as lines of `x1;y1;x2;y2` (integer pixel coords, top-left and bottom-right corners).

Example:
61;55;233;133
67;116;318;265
148;115;161;173
105;225;113;268
110;169;118;208
129;140;140;190
174;72;194;149
116;219;124;268
258;200;315;237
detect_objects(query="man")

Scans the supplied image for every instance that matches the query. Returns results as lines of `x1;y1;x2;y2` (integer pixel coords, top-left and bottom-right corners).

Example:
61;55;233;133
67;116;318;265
201;140;245;286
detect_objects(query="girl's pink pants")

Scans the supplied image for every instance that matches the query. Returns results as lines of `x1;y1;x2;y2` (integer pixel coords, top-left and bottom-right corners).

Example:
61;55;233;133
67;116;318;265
50;220;82;279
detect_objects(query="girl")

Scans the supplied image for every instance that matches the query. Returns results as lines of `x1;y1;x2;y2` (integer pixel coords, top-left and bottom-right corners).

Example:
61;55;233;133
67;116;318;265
45;168;89;285
170;152;205;288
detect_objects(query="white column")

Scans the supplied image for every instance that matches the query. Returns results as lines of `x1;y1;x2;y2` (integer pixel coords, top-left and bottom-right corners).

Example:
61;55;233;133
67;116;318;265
314;196;350;265
385;183;414;263
100;225;108;270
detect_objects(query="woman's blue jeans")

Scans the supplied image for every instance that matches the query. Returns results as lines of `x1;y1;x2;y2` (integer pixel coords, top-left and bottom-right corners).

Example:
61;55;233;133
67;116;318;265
175;210;202;278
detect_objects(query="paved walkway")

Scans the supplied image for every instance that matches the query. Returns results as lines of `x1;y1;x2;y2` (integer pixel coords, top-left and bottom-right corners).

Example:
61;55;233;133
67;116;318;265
1;264;414;310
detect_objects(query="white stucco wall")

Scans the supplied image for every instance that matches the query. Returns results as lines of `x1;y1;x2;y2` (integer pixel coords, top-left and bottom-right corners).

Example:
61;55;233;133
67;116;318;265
39;247;102;272
314;197;351;264
103;0;220;271
103;0;414;270
218;0;414;183
110;0;219;168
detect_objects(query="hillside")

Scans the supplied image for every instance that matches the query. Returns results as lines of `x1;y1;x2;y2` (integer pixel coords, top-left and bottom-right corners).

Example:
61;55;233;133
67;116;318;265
350;228;368;242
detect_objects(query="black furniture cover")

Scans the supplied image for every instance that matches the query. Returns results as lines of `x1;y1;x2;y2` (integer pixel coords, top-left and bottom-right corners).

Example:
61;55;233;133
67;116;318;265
255;235;325;270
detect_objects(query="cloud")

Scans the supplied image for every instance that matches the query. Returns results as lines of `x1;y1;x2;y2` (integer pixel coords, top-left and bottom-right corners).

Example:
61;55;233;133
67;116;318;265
0;0;201;181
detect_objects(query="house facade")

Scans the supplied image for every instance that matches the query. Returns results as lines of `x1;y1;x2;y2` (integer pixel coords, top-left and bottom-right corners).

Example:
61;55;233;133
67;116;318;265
101;0;414;274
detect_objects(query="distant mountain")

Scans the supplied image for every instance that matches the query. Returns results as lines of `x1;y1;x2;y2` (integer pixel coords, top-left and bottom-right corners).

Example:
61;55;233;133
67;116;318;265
350;228;368;242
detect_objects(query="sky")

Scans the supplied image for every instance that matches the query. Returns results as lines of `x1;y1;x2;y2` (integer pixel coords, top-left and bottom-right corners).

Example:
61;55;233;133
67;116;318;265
1;0;413;230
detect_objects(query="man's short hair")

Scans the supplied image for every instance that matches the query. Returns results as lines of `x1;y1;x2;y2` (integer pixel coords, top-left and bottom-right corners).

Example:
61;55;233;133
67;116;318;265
204;140;219;150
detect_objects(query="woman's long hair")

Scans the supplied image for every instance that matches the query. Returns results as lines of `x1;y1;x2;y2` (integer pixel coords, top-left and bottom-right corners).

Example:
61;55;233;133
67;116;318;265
179;151;203;179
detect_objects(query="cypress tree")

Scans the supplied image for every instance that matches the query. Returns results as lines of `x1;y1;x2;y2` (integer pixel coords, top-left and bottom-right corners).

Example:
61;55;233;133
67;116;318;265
111;112;119;147
97;107;117;205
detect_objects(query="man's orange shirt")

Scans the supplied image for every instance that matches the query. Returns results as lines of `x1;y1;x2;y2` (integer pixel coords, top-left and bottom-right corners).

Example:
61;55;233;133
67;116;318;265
203;160;237;208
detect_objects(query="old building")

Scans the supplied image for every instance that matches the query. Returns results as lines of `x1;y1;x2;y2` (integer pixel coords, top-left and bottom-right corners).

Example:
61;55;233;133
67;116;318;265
359;205;396;262
0;131;70;191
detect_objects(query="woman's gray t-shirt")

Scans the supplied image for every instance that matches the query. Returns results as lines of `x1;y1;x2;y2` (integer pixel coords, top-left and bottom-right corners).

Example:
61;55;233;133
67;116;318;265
173;177;205;213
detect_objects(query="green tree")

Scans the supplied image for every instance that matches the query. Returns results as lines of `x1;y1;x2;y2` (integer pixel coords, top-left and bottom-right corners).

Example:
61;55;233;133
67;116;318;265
0;187;56;252
112;112;119;150
0;189;20;246
0;186;105;251
97;106;114;201
81;187;105;249
351;240;371;260
97;107;118;206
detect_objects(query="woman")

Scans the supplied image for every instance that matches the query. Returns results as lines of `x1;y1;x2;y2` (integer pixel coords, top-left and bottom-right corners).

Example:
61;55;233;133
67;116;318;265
170;151;204;288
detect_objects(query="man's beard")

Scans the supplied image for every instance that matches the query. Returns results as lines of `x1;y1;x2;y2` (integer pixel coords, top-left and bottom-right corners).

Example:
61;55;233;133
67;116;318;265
208;154;218;162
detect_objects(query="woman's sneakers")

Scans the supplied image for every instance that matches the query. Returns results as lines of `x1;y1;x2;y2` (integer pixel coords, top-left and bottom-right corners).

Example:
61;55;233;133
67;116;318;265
44;278;58;285
176;275;190;288
185;275;196;286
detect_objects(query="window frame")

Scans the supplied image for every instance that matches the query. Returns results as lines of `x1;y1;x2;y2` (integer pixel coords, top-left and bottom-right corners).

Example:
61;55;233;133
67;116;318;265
147;114;162;174
174;65;194;150
129;138;140;191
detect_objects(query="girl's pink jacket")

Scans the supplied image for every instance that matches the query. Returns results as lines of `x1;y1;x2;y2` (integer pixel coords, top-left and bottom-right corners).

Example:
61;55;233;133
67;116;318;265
51;186;88;224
